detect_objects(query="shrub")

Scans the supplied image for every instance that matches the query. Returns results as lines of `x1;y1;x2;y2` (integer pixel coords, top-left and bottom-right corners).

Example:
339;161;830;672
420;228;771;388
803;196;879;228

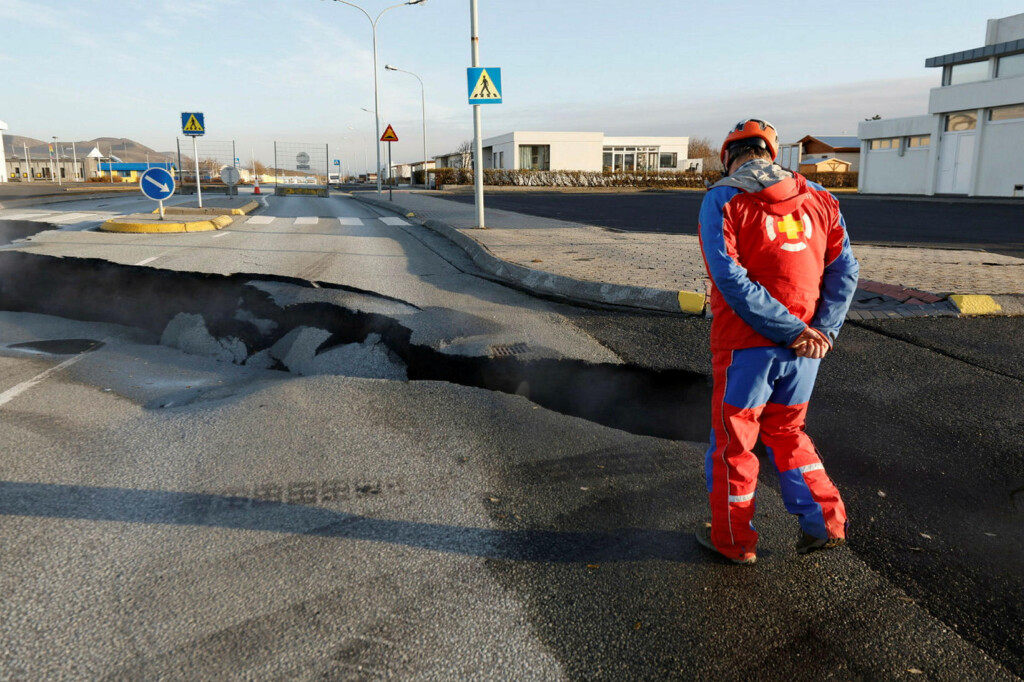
801;172;858;189
429;167;719;189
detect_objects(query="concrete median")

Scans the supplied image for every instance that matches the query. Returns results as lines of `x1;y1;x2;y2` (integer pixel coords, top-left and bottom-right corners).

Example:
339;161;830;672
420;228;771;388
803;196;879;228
101;213;234;234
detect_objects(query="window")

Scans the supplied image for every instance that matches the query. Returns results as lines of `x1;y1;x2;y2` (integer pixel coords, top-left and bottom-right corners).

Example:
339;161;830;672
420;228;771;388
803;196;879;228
989;104;1024;122
945;60;989;86
907;135;930;148
498;151;504;168
659;152;677;168
602;146;659;172
519;145;550;170
944;111;977;131
996;52;1024;79
868;138;900;150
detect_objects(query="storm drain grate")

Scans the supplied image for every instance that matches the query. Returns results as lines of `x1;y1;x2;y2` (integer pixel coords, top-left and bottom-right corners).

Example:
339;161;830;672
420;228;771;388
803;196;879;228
489;342;530;358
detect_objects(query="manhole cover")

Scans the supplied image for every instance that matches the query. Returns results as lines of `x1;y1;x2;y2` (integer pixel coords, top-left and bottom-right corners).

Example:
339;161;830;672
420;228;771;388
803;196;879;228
7;339;104;355
489;342;530;358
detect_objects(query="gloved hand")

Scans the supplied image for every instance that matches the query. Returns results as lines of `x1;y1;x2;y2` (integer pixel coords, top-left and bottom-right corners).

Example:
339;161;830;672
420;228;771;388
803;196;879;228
789;327;830;359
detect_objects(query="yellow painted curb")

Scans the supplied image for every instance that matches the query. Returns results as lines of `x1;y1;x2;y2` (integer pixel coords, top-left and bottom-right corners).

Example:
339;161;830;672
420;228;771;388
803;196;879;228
678;290;706;314
101;214;233;233
405;212;415;218
950;294;1002;316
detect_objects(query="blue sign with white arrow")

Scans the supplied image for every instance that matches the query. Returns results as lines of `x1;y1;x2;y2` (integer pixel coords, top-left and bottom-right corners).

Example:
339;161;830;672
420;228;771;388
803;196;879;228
139;167;176;201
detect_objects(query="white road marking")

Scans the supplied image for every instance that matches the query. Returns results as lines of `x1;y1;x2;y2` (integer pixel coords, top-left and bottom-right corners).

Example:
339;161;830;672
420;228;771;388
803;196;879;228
0;213;55;221
246;216;274;225
337;217;363;226
135;256;159;266
0;341;106;408
380;217;409;226
46;213;95;224
294;217;319;225
211;232;231;239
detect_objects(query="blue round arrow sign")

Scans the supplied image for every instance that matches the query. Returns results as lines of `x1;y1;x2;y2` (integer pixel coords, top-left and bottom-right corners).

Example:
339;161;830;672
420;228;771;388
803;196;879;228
139;167;176;201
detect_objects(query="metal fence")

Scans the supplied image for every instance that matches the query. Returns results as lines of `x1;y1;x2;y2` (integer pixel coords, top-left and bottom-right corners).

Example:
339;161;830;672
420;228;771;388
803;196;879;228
176;138;238;189
273;141;329;186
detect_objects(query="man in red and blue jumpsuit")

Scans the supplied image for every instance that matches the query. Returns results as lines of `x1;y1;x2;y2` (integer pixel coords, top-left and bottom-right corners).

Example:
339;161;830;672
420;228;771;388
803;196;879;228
696;119;859;565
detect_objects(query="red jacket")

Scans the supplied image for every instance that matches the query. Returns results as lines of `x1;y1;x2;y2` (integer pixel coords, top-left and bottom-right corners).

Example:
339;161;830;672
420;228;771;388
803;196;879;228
698;160;859;352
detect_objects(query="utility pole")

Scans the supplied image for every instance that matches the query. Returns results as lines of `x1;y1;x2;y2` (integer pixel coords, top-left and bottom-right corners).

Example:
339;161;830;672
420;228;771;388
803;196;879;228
24;143;31;182
470;0;485;227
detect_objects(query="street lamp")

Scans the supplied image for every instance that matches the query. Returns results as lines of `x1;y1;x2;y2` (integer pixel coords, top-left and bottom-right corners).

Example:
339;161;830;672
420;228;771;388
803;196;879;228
52;136;61;186
385;64;428;189
326;0;427;196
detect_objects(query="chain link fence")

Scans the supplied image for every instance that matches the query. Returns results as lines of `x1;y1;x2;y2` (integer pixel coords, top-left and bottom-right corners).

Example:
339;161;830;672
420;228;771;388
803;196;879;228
176;139;239;193
273;141;329;184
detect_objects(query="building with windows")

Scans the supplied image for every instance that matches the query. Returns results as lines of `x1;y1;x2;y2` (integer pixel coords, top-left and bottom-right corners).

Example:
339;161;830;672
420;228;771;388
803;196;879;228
434;132;701;173
858;12;1024;197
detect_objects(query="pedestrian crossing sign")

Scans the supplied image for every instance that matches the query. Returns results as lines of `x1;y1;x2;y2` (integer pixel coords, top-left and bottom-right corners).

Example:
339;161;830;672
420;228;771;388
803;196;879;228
467;67;502;104
181;112;205;136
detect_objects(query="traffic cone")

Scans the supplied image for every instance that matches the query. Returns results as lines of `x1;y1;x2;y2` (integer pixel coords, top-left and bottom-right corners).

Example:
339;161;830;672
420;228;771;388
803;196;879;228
253;177;261;195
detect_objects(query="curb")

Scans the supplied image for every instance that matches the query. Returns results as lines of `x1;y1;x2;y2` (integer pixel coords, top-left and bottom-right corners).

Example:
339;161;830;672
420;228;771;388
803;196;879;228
950;294;1002;316
350;194;1020;319
101;213;233;234
353;193;706;315
157;200;259;217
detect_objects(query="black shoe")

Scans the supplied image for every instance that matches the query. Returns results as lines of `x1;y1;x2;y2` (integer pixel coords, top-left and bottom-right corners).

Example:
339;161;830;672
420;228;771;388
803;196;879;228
695;523;756;565
796;532;846;555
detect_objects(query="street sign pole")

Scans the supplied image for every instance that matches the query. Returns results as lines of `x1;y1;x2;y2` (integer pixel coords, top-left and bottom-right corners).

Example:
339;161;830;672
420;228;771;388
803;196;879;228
470;0;484;228
388;141;393;201
192;136;202;208
182;112;206;207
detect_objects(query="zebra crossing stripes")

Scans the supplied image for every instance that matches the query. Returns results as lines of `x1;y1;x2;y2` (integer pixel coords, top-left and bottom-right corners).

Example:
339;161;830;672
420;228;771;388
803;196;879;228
246;216;274;225
47;213;97;224
294;217;319;225
380;217;409;226
0;213;55;221
337;217;363;226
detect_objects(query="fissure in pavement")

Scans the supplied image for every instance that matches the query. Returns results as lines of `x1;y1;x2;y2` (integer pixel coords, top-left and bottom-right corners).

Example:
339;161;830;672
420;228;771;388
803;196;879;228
0;252;711;442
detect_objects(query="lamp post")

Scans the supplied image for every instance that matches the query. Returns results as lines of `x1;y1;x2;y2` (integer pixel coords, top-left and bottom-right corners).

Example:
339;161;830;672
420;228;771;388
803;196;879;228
385;64;428;189
52;136;62;186
327;0;427;196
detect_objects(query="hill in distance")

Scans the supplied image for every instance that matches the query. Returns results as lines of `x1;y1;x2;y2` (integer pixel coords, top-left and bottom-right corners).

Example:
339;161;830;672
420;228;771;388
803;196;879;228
2;135;172;164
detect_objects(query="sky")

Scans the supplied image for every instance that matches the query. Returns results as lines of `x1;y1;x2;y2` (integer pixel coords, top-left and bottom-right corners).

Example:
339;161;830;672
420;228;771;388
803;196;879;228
2;0;1023;169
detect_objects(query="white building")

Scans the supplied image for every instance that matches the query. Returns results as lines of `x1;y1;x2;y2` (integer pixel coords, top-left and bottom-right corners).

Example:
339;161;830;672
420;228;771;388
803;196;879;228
858;12;1024;197
435;132;701;173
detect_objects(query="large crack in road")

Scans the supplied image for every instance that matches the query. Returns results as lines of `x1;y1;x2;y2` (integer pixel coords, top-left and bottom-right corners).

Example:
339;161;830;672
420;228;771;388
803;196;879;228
0;251;712;442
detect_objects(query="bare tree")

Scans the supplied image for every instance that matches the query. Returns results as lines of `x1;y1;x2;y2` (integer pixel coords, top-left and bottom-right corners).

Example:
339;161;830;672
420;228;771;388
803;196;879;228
457;139;474;169
249;160;270;175
200;157;220;178
689;136;722;172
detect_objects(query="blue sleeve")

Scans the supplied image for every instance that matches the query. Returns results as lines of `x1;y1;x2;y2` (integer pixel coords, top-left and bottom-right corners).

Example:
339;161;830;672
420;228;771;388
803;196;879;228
811;210;859;344
699;187;808;346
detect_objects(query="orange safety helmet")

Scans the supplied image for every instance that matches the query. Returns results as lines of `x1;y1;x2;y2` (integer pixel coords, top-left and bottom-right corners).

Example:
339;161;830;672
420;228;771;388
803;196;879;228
720;118;779;169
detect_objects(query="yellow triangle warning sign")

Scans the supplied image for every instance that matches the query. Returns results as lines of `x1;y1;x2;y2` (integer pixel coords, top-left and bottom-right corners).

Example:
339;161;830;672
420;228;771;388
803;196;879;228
380;124;399;142
469;68;501;101
182;114;204;133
